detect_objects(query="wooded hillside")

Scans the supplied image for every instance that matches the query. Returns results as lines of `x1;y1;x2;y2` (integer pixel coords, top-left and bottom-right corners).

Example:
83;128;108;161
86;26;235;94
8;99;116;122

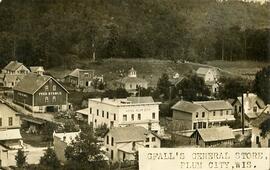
0;0;269;68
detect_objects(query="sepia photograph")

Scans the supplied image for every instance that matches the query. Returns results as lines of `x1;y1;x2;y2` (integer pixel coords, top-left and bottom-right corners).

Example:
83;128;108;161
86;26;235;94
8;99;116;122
0;0;269;169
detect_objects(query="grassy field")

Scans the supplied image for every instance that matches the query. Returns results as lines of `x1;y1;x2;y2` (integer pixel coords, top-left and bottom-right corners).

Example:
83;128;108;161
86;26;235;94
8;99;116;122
48;58;194;87
48;59;269;87
207;60;270;79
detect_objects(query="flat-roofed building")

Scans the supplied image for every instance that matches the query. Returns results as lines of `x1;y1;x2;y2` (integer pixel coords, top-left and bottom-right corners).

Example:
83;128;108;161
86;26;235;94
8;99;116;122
88;96;161;133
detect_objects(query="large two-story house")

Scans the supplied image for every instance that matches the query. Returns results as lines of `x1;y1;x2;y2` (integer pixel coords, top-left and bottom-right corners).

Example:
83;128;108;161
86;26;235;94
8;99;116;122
172;100;235;130
1;61;30;88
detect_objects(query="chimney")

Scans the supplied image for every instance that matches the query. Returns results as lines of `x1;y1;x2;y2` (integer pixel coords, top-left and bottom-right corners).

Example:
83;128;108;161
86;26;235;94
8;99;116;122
246;91;249;97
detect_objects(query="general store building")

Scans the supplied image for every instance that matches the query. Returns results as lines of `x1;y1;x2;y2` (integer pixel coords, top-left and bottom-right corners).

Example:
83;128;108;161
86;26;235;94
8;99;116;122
88;96;161;133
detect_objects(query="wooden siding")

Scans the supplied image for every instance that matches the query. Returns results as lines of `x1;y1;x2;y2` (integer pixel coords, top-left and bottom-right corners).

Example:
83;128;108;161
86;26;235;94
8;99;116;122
13;90;33;106
34;79;67;106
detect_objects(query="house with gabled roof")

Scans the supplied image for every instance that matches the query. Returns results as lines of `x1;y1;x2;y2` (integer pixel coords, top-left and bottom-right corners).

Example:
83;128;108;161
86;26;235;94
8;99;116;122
1;61;30;88
251;113;270;148
196;67;220;83
64;68;103;88
30;66;45;75
2;61;30;75
172;100;235;130
104;126;160;162
172;100;208;130
191;126;235;147
233;93;266;121
13;73;69;113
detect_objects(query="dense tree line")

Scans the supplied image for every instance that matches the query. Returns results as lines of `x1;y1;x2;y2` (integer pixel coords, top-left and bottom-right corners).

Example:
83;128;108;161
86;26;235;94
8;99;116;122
0;0;269;68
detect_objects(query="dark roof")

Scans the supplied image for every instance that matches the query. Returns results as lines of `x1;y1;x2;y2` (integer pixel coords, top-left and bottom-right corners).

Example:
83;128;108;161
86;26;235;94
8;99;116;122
194;100;233;111
193;126;235;142
127;96;154;103
251;113;270;128
171;101;203;113
13;73;68;94
169;76;185;86
117;77;148;84
3;61;24;71
108;126;148;143
4;74;25;82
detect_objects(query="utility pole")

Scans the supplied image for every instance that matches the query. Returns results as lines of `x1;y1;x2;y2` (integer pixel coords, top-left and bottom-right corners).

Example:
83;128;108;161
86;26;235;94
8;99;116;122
241;93;245;135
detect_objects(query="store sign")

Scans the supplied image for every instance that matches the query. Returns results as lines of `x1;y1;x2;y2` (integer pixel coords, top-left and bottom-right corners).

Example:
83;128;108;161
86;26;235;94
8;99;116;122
38;92;62;96
139;148;270;170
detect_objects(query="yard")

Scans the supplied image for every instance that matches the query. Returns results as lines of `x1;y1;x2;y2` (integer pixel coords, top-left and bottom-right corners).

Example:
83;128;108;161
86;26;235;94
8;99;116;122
21;132;49;148
207;60;270;80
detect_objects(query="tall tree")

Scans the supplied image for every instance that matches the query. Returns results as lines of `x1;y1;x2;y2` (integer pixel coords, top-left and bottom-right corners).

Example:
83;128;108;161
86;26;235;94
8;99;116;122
253;66;270;104
15;149;27;168
65;124;108;170
157;73;171;100
39;147;61;170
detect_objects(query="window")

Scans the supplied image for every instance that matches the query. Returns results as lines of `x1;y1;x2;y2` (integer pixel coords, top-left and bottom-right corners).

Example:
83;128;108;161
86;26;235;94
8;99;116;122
106;136;109;145
198;122;202;129
193;123;197;129
138;114;141;120
0;118;2;126
90;108;92;114
152;137;156;142
256;136;260;145
239;106;242;112
146;138;150;142
102;111;104;117
45;85;49;91
111;150;114;160
202;112;205;118
53;85;56;91
97;109;99;116
220;110;223;116
213;111;216;116
253;107;257;113
196;112;199;118
131;114;134;121
107;112;109;119
145;145;149;148
130;84;132;89
203;122;206;128
45;97;49;103
114;114;116;121
123;115;127;121
152;113;155;119
8;117;13;126
132;142;136;150
52;96;56;102
111;137;114;146
226;110;229;115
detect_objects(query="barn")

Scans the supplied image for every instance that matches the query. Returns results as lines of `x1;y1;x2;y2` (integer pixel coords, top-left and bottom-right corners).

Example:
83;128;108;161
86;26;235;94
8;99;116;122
13;72;69;113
